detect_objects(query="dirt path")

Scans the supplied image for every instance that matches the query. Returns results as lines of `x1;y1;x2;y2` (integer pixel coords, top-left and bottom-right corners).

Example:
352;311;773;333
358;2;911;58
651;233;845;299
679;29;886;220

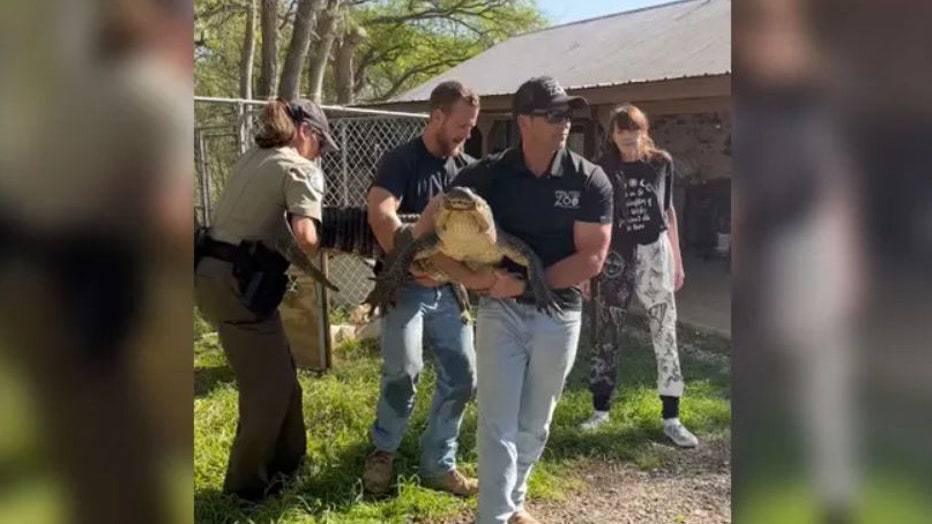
434;436;731;524
526;436;731;524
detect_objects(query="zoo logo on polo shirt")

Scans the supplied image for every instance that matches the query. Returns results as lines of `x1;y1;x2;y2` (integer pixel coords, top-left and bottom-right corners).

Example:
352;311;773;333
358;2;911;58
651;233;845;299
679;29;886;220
554;189;581;209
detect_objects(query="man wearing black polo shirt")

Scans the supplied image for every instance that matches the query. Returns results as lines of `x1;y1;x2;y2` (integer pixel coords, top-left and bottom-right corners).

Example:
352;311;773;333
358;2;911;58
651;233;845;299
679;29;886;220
414;76;613;524
363;80;494;497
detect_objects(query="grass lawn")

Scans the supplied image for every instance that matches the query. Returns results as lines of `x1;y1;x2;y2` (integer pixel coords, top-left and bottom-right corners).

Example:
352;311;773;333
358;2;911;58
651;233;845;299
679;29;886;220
194;314;732;523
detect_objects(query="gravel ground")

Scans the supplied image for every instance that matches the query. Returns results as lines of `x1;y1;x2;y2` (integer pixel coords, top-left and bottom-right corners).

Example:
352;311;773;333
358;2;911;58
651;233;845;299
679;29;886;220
526;436;731;524
430;326;732;524
434;436;731;524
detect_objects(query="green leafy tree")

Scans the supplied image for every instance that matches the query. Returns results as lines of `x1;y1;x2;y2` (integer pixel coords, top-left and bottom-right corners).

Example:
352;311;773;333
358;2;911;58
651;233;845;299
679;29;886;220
195;0;548;103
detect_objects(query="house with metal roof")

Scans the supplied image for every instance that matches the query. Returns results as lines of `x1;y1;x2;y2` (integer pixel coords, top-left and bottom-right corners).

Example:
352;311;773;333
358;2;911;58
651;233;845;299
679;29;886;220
385;0;730;111
366;0;731;262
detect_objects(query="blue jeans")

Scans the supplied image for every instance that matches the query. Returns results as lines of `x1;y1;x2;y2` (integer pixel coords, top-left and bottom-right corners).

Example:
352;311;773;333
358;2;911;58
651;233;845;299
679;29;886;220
370;282;476;478
475;298;582;523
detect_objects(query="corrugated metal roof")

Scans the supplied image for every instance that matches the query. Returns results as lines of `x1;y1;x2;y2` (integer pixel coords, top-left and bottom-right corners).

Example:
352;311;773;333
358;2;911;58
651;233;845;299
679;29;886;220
390;0;730;103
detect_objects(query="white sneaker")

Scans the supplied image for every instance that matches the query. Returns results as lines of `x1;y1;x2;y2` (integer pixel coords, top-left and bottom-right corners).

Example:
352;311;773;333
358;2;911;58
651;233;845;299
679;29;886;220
663;418;699;448
579;411;610;432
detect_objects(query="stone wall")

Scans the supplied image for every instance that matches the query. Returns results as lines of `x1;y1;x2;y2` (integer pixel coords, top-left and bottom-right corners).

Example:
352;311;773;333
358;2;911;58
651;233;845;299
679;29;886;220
649;110;732;182
481;106;732;184
589;105;732;252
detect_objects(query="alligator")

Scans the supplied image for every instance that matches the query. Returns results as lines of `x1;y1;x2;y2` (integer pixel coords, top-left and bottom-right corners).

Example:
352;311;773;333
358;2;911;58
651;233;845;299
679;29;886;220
265;207;418;295
363;186;561;320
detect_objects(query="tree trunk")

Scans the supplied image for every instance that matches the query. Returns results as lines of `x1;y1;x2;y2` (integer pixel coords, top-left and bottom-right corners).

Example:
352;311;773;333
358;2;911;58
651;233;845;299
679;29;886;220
238;0;257;99
257;0;279;98
278;0;318;101
352;48;377;99
307;0;342;104
334;25;366;105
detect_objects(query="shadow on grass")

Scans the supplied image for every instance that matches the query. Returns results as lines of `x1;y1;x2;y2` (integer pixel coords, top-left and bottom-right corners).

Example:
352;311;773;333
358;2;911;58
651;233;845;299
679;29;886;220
194;488;246;524
543;423;660;464
331;336;382;364
195;439;461;523
542;324;732;465
195;365;236;399
194;323;731;522
567;325;731;397
194;442;361;523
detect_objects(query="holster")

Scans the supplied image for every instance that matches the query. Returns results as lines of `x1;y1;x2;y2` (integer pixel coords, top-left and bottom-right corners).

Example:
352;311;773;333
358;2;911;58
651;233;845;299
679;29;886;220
232;241;290;319
198;233;291;319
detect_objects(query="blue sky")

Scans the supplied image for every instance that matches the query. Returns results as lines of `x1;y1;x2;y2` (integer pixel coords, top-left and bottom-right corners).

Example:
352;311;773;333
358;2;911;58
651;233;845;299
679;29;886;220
537;0;675;24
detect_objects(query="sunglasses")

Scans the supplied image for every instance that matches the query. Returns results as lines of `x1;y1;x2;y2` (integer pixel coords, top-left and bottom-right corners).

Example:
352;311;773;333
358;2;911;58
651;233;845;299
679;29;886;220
530;108;573;124
296;123;330;153
313;131;333;153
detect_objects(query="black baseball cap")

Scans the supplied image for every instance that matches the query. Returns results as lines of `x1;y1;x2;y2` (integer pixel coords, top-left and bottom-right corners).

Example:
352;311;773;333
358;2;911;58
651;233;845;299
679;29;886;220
512;76;588;116
287;99;340;153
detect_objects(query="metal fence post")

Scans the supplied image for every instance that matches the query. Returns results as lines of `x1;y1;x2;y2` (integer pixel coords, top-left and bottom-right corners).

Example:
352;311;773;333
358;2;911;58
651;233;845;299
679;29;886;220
202;134;213;225
194;131;203;225
196;131;211;226
194;97;428;307
340;123;349;207
236;101;247;154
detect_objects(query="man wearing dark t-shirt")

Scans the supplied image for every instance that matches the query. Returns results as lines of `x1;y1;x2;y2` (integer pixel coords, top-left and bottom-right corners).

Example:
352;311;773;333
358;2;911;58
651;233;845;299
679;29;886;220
414;76;613;524
370;131;474;216
363;81;493;497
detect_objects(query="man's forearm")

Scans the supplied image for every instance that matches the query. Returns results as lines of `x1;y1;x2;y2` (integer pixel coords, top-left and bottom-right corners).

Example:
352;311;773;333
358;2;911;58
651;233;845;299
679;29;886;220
409;196;495;289
370;213;402;253
428;254;496;290
412;196;441;239
544;252;606;289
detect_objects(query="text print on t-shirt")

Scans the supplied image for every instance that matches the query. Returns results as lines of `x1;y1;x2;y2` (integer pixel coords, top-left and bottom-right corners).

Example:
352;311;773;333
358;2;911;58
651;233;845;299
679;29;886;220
624;177;656;232
554;189;581;209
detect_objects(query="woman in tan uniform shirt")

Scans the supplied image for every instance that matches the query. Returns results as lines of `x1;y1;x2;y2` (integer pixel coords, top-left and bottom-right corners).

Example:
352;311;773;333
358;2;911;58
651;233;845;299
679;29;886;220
195;98;338;501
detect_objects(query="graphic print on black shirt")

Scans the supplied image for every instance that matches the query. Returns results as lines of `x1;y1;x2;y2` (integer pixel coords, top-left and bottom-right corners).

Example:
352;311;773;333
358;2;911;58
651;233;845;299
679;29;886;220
600;154;674;246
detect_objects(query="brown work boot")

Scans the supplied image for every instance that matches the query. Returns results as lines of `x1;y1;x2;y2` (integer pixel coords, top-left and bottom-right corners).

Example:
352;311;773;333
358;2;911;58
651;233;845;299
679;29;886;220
362;449;395;494
509;510;542;524
421;469;478;497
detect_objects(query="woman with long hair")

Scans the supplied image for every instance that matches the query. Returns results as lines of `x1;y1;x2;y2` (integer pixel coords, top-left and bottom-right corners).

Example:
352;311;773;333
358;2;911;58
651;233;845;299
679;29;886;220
195;97;338;500
580;103;698;448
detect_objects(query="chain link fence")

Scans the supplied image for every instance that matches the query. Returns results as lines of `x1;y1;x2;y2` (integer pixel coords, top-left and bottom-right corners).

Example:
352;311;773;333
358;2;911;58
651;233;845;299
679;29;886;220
195;97;427;307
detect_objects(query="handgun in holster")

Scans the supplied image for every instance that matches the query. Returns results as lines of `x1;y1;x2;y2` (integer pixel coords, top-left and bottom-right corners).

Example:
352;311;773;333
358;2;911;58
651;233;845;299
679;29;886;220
233;240;291;319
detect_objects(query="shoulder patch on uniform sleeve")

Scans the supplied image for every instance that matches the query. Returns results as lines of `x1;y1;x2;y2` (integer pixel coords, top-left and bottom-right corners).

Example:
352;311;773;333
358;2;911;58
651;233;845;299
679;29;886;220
292;162;325;193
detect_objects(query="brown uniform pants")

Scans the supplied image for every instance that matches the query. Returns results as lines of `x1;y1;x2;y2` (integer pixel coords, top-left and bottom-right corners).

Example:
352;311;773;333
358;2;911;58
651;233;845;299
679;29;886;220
195;257;306;500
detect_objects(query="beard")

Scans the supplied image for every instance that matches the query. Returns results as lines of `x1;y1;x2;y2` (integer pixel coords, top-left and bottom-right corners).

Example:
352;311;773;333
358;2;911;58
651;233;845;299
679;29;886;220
436;132;462;156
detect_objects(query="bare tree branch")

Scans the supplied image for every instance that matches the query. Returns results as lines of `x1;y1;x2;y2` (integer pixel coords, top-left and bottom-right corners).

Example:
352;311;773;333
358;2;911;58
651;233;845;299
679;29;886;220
373;57;463;101
257;0;280;97
353;47;377;80
307;0;344;103
239;0;258;98
279;0;299;31
334;24;367;104
196;2;249;22
369;0;510;25
279;0;319;100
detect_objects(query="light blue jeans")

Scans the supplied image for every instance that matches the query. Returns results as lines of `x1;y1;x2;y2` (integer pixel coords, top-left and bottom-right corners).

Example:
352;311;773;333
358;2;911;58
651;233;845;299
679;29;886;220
370;282;476;478
475;297;582;523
